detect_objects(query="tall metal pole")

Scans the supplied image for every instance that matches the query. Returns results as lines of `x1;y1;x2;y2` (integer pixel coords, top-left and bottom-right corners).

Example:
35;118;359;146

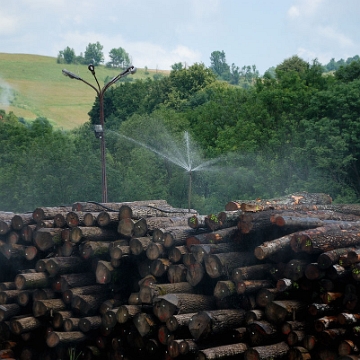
98;93;107;202
62;65;136;203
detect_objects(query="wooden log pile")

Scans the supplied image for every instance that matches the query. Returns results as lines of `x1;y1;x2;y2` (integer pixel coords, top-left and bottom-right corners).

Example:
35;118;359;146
2;193;360;359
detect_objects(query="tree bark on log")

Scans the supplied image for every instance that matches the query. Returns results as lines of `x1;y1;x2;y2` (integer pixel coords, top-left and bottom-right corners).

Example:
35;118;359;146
62;285;107;304
153;293;216;322
79;316;102;332
244;341;290;360
290;224;360;254
139;282;195;304
70;226;119;244
33;299;66;317
57;272;96;292
196;342;248;360
226;192;332;212
45;256;89;277
116;305;141;324
46;331;87;348
204;252;258;278
188;309;245;340
231;263;273;282
10;316;41;335
15;272;50;290
129;237;152;256
33;228;62;252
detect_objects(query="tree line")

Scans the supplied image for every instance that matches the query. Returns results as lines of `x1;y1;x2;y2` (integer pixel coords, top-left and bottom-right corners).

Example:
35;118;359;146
1;55;360;213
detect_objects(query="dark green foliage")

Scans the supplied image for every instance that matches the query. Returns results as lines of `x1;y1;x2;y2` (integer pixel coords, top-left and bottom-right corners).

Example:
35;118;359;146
2;55;360;213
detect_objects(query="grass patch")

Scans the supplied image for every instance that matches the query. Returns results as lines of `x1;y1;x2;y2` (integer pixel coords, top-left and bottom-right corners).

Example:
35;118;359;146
0;53;169;130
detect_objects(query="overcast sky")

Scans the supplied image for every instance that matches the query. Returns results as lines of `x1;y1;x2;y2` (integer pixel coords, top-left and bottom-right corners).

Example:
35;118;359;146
1;0;360;74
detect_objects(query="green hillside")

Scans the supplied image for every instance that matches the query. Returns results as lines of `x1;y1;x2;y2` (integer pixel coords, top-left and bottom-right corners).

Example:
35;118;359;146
0;53;169;130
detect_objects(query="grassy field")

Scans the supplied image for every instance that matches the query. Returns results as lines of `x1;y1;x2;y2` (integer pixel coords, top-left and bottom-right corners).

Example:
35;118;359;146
0;53;169;130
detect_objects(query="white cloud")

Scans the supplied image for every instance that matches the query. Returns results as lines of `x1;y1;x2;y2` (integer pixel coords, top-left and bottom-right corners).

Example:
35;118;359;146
317;26;354;48
0;11;20;35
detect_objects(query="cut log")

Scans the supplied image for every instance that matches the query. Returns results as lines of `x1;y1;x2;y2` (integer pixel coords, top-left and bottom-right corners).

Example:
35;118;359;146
186;262;205;287
168;245;188;263
236;280;273;295
57;272;96;292
204;251;258;278
248;320;280;346
0;220;11;236
45;256;88;277
231;263;273;282
254;234;293;260
33;228;62;251
10;316;41;335
62;285;107;304
317;247;357;269
46;331;87;348
71;293;109;316
163;226;201;248
63;317;80;332
66;211;96;228
196;343;248;360
0;290;22;304
244;341;290;360
227;192;332;212
133;312;158;337
15;272;50;290
166;312;197;332
245;309;265;325
191;242;244;264
129;237;152;256
52;310;73;329
150;258;171;277
0;304;21;321
290;224;360;254
96;211;119;227
153;293;216;322
79;240;112;260
33;299;66;317
116;305;141;324
168;264;187;283
213;280;237;299
32;206;72;223
146;242;166;261
70;226;118;243
265;300;305;325
139;282;195;304
188;309;245;340
109;241;131;260
10;213;35;231
79;316;102;332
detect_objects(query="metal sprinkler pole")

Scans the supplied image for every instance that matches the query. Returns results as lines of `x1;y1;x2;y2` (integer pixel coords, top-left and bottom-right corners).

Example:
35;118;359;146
188;170;192;212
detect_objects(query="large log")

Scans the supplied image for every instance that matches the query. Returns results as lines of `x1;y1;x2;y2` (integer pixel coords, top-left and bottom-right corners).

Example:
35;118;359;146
204;251;258;278
32;206;72;223
33;228;62;252
196;343;248;360
57;272;96;292
33;299;66;317
153;293;216;322
244;341;290;360
139;282;195;304
290;223;360;254
45;256;89;277
15;272;50;290
46;331;87;348
10;316;41;335
70;226;119;243
129;236;152;256
188;309;245;340
62;285;107;304
226;192;332;212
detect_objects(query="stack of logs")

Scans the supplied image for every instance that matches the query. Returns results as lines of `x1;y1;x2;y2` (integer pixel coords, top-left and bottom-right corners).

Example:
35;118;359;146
2;193;360;359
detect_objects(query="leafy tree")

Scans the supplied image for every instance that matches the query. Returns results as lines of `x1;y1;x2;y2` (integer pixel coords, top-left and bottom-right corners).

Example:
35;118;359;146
171;62;184;71
210;50;230;79
107;47;130;68
84;42;104;65
335;59;360;82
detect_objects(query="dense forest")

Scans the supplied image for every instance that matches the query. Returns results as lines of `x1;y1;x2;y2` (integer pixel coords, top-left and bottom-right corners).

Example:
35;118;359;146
1;54;360;214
